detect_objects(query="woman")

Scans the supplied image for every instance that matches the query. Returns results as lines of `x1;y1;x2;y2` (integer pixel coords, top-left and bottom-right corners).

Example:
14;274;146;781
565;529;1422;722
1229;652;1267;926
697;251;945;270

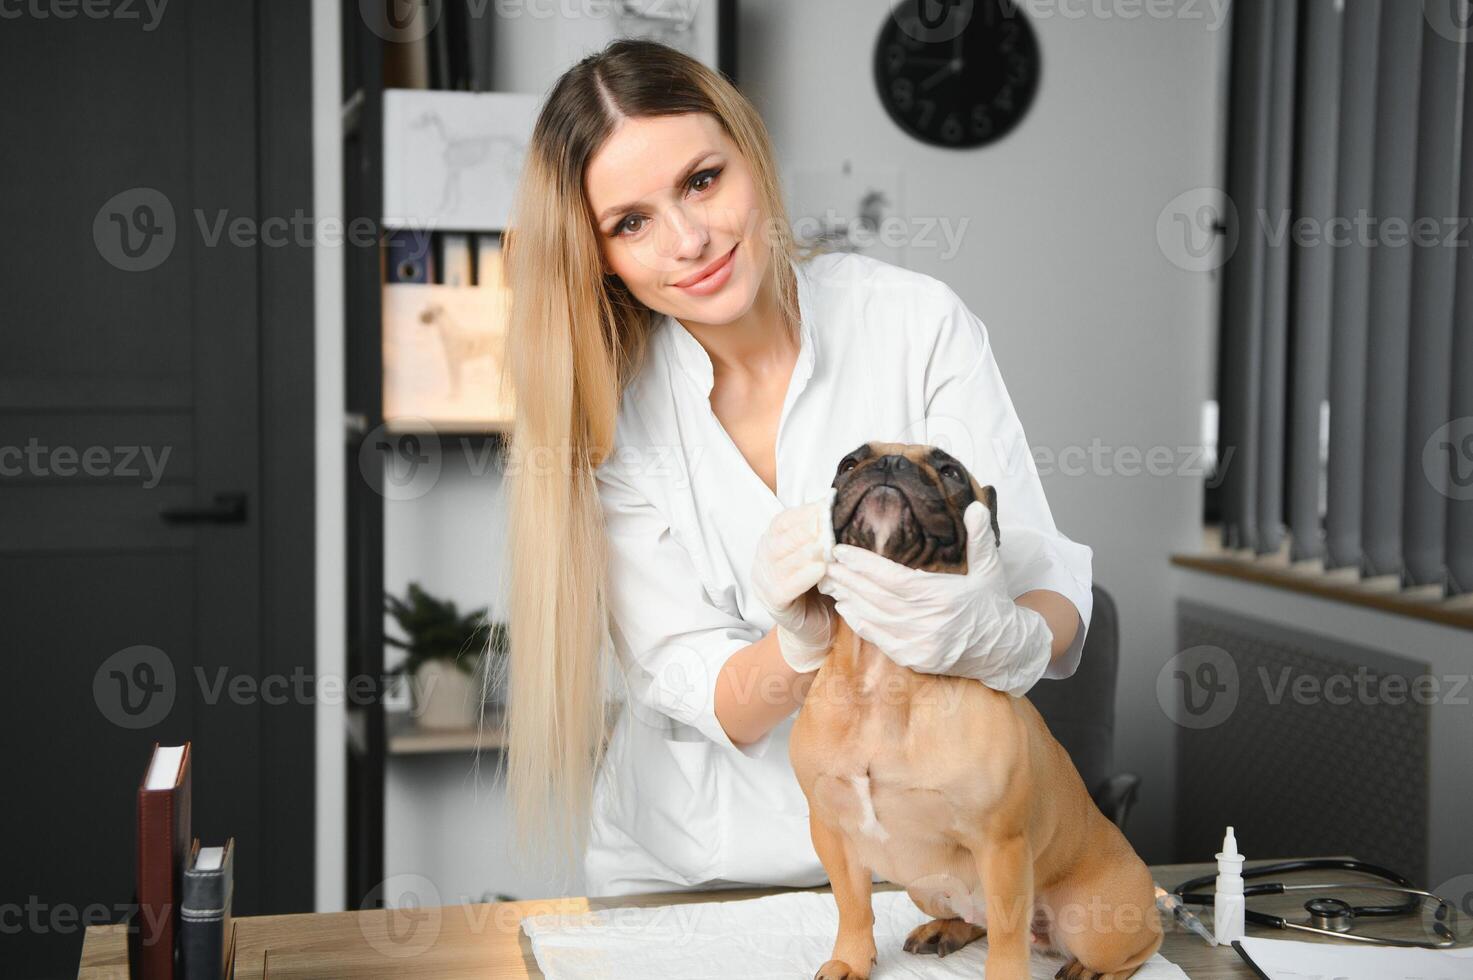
500;38;1093;898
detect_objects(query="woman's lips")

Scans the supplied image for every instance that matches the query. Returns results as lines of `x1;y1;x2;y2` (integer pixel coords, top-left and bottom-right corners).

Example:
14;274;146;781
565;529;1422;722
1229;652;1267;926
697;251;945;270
674;244;737;294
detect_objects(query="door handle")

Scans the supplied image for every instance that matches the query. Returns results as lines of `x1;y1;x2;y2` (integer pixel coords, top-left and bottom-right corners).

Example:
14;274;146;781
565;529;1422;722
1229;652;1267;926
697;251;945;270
159;491;249;525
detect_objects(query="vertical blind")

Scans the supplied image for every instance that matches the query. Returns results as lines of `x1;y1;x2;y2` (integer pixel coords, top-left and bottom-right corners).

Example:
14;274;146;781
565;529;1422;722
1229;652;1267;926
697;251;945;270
1217;0;1473;598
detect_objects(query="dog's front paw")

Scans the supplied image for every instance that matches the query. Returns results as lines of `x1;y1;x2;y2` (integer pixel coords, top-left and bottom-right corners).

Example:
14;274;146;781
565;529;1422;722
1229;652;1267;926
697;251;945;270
814;958;873;980
902;917;986;957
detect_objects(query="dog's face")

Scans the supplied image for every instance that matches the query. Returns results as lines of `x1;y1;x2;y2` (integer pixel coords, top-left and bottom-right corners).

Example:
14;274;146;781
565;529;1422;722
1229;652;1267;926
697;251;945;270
830;442;998;574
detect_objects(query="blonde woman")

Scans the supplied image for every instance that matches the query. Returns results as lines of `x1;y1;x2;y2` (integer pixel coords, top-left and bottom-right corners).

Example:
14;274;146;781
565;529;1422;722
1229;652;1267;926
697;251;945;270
501;38;1093;899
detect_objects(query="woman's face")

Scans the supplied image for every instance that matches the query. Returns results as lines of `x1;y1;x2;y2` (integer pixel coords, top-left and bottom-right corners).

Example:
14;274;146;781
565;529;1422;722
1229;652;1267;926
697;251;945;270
584;112;769;325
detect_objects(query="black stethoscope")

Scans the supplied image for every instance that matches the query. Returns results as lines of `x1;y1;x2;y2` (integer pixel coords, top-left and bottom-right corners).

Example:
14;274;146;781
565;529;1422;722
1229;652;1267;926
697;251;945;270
1171;858;1472;949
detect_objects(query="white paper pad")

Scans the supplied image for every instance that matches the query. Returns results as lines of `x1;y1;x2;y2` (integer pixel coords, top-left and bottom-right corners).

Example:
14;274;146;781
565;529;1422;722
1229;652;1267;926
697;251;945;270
521;888;1189;979
1235;935;1473;979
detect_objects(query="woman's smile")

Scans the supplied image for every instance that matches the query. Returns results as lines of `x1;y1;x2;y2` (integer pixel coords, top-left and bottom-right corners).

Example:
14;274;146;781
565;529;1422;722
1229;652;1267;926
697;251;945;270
674;241;739;296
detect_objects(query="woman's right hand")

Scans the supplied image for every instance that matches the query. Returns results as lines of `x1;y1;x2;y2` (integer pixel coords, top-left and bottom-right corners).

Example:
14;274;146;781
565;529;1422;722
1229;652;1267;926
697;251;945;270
750;488;838;673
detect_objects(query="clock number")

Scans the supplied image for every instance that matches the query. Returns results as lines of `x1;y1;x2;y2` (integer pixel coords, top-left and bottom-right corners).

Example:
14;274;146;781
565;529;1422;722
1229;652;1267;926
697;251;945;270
891;77;914;112
917;98;935;128
972;105;994;137
941;114;964;143
885;43;907;73
994;86;1015;112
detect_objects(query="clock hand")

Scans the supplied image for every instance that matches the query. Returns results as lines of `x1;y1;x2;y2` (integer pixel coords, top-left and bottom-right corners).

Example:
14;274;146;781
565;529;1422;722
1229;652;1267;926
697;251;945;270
920;61;959;91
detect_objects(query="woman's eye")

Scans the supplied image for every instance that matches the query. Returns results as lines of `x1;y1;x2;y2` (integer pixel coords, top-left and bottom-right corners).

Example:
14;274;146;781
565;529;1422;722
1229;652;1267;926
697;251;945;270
614;215;646;237
690;167;721;194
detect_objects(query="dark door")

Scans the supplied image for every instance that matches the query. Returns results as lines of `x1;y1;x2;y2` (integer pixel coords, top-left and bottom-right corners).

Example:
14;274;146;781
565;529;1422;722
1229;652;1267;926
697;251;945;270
0;2;315;975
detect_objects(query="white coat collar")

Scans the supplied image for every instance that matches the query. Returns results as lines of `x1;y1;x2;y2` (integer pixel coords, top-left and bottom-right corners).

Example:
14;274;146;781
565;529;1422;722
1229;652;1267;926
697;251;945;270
661;255;819;399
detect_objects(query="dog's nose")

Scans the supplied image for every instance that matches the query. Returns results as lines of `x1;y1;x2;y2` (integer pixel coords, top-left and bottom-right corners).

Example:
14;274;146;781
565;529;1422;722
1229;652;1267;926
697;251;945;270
879;454;912;475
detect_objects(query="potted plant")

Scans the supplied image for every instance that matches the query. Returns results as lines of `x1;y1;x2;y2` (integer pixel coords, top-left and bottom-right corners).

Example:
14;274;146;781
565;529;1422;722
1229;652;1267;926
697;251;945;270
385;582;508;729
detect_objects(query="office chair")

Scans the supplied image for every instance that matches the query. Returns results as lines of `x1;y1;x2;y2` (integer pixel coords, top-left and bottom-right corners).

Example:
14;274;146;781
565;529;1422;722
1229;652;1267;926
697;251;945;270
1025;584;1141;833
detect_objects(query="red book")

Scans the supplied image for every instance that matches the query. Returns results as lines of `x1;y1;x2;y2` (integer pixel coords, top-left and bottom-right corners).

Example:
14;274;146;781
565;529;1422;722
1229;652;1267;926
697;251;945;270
135;742;192;980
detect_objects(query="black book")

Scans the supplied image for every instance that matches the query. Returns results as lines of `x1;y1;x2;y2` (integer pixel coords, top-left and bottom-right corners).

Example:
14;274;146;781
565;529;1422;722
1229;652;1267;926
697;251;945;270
179;838;235;980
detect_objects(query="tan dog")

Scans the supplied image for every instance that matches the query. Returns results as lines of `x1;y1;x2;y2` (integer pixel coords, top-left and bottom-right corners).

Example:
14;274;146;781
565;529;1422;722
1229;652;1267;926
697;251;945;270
789;442;1163;980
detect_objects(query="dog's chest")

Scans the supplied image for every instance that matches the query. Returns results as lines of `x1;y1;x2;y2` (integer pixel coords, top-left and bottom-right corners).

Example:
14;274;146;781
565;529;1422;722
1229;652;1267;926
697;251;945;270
802;633;979;850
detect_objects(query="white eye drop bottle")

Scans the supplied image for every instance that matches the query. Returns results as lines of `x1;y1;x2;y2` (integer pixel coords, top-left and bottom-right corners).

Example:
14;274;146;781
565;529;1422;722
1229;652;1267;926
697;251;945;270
1213;826;1246;946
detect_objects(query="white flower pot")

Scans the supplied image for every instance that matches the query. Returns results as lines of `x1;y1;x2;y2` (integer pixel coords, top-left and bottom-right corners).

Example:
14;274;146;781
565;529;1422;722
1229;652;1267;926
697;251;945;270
412;659;482;730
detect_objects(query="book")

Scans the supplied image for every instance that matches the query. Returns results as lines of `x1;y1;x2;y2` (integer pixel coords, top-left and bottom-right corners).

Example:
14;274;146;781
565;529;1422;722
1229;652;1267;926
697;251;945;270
134;742;192;980
180;837;235;980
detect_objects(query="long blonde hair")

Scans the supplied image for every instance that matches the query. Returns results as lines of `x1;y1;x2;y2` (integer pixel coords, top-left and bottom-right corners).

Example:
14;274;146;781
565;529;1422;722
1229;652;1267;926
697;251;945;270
494;38;808;878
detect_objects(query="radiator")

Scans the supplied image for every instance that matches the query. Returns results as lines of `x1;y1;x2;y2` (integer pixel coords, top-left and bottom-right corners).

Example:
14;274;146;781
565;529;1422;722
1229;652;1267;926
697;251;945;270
1172;600;1430;883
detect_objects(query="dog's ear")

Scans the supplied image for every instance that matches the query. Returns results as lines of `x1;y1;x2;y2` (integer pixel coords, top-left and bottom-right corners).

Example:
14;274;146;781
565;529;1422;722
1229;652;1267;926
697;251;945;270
971;480;1000;549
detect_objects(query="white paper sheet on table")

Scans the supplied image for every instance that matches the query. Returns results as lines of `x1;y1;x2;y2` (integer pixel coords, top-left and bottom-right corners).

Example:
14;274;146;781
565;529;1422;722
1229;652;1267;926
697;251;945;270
1234;935;1473;979
521;888;1189;979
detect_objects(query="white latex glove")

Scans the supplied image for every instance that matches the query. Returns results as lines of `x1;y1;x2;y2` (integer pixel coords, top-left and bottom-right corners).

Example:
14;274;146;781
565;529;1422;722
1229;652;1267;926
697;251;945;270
816;499;1054;698
750;487;838;673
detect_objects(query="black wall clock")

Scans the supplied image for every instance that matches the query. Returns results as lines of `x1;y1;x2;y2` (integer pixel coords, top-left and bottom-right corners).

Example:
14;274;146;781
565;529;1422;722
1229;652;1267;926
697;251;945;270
873;0;1041;149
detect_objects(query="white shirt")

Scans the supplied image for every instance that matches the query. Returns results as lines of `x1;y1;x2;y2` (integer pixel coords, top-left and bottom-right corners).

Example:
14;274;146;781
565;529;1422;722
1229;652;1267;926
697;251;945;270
583;250;1093;897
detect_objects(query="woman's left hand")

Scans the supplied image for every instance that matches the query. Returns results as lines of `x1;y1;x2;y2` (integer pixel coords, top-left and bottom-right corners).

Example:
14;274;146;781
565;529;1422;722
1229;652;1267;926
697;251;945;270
816;499;1054;696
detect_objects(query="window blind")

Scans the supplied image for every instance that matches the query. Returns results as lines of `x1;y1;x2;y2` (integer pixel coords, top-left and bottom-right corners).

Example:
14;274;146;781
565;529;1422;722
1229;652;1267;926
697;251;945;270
1217;0;1472;599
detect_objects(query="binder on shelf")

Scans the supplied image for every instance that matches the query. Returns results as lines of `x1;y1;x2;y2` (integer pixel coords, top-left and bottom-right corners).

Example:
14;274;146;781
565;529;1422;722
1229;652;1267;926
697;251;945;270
440;233;472;287
385;230;432;284
132;743;192;980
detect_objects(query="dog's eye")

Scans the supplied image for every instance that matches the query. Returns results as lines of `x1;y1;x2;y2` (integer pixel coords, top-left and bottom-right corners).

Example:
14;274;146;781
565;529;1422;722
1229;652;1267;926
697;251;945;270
941;464;962;481
838;458;857;474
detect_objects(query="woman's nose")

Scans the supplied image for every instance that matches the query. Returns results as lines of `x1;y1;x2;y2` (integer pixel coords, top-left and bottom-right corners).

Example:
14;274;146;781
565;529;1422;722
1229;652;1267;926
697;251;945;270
655;202;709;262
